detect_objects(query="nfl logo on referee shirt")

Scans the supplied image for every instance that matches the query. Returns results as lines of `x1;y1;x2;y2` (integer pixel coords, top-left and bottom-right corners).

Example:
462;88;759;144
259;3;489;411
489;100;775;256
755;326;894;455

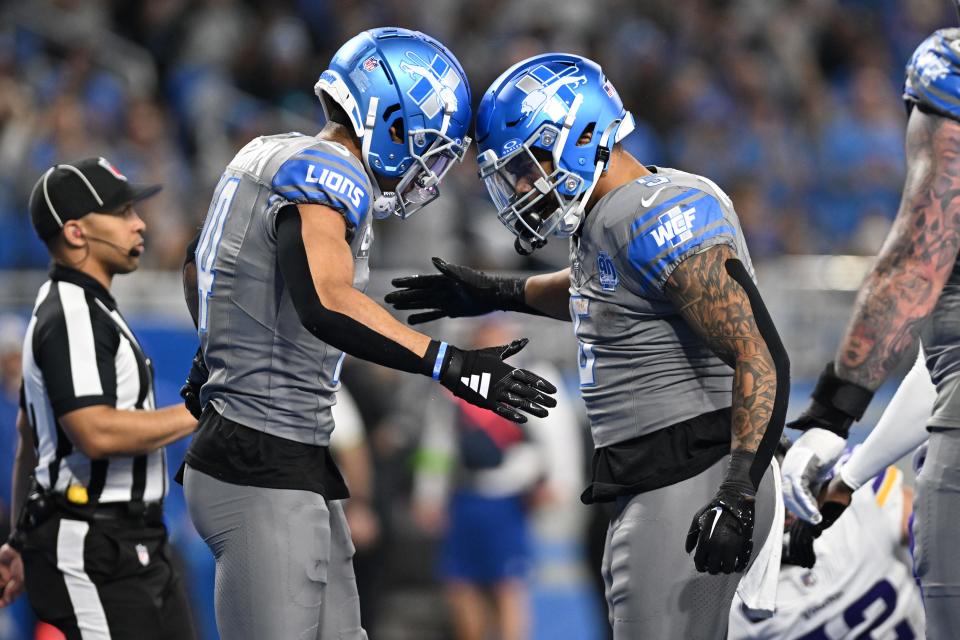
136;543;150;567
597;251;618;291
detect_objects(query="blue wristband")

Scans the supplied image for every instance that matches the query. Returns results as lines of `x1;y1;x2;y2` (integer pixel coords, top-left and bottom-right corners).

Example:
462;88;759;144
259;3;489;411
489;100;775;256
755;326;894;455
432;342;448;380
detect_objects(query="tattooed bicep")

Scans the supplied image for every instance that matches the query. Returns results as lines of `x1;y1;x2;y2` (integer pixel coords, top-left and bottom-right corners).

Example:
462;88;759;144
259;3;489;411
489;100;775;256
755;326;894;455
835;110;960;387
663;244;765;367
893;109;960;257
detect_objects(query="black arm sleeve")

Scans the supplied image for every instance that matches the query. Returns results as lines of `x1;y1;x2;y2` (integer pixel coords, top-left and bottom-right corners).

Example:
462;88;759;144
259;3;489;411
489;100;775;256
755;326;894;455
275;206;432;376
725;259;790;490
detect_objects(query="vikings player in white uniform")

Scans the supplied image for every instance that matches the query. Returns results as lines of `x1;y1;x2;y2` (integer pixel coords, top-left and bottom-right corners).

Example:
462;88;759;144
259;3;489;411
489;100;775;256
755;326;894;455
730;457;924;640
387;54;789;639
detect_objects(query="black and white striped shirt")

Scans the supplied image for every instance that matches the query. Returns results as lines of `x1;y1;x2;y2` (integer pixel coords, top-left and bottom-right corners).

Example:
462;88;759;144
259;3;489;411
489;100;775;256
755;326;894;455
20;265;166;503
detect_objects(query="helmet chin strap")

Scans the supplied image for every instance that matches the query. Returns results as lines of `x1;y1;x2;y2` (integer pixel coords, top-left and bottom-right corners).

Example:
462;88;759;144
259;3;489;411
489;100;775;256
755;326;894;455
356;96;399;219
552;94;583;168
559;112;634;235
362;98;456;220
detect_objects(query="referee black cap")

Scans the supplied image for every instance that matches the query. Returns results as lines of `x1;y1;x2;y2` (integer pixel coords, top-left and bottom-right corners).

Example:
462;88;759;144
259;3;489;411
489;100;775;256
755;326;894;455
28;157;162;240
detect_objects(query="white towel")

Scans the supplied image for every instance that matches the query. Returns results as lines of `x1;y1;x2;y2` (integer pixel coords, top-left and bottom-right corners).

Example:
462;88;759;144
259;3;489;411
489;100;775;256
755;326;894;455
736;457;784;619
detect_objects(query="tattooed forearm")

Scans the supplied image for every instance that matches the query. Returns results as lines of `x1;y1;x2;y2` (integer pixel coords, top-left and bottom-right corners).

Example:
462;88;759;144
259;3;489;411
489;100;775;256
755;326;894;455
836;110;960;390
664;245;777;453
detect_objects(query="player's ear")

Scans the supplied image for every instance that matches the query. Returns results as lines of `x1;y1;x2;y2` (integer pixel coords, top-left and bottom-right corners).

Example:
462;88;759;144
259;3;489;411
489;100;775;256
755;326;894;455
62;220;85;249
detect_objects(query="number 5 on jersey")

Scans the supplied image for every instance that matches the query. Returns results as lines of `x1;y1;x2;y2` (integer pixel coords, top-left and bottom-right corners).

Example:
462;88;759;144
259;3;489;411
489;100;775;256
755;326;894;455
571;295;596;387
196;176;240;333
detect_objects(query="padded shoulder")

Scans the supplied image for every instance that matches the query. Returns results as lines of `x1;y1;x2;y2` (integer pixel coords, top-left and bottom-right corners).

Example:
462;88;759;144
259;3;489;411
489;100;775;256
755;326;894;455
270;139;373;231
623;186;737;291
904;28;960;122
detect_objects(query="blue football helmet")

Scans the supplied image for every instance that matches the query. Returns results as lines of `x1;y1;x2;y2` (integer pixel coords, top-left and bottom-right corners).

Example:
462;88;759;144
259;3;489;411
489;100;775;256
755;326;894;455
315;27;472;220
476;54;635;252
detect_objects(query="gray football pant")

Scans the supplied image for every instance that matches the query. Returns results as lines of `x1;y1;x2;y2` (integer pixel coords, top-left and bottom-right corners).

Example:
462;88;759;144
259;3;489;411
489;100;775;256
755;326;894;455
601;455;775;640
183;466;367;640
914;428;960;640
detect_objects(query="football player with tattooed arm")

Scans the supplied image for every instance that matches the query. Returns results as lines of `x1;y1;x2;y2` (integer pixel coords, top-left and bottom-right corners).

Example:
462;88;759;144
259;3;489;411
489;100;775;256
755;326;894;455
176;29;557;640
387;54;790;639
780;27;960;638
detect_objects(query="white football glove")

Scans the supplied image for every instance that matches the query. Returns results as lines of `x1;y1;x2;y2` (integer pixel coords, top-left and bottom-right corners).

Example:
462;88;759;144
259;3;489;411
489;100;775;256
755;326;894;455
780;427;846;524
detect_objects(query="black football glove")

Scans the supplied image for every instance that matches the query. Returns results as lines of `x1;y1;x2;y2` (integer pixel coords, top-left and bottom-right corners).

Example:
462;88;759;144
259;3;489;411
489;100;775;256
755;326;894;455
782;501;848;568
179;346;209;419
786;363;873;438
386;257;530;325
433;338;557;424
685;488;755;574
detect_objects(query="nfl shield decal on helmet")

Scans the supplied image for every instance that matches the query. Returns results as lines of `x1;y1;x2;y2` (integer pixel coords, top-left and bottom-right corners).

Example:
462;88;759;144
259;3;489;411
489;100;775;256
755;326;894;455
514;64;587;126
597;251;618;291
399;51;461;119
136;543;150;567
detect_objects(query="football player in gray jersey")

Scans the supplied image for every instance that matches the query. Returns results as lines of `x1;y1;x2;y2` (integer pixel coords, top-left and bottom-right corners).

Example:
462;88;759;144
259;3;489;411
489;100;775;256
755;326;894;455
387;54;789;639
177;29;557;640
781;25;960;639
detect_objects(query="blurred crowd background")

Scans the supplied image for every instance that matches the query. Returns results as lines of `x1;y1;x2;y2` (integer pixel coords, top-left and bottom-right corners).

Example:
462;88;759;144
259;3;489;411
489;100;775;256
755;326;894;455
0;0;952;638
0;0;953;271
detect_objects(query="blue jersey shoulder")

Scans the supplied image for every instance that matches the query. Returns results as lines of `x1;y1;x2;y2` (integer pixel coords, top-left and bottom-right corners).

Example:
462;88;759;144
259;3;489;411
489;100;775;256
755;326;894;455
271;142;372;230
904;29;960;121
625;186;736;290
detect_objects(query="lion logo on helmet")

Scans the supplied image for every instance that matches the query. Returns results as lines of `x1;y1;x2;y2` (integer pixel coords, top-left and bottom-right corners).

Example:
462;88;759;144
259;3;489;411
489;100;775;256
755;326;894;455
514;64;587;126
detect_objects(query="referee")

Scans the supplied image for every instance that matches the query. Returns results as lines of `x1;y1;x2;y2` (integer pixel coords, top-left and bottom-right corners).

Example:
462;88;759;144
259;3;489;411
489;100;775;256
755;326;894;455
0;158;198;639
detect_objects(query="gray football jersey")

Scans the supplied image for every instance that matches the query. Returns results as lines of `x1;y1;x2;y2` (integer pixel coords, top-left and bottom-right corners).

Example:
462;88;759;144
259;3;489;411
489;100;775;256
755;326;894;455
924;261;960;429
569;167;754;448
196;133;374;446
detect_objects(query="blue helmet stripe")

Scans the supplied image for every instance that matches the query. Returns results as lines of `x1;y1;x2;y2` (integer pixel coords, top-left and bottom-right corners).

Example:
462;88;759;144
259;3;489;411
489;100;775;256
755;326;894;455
408;54;451;105
408;77;434;104
530;65;556;83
